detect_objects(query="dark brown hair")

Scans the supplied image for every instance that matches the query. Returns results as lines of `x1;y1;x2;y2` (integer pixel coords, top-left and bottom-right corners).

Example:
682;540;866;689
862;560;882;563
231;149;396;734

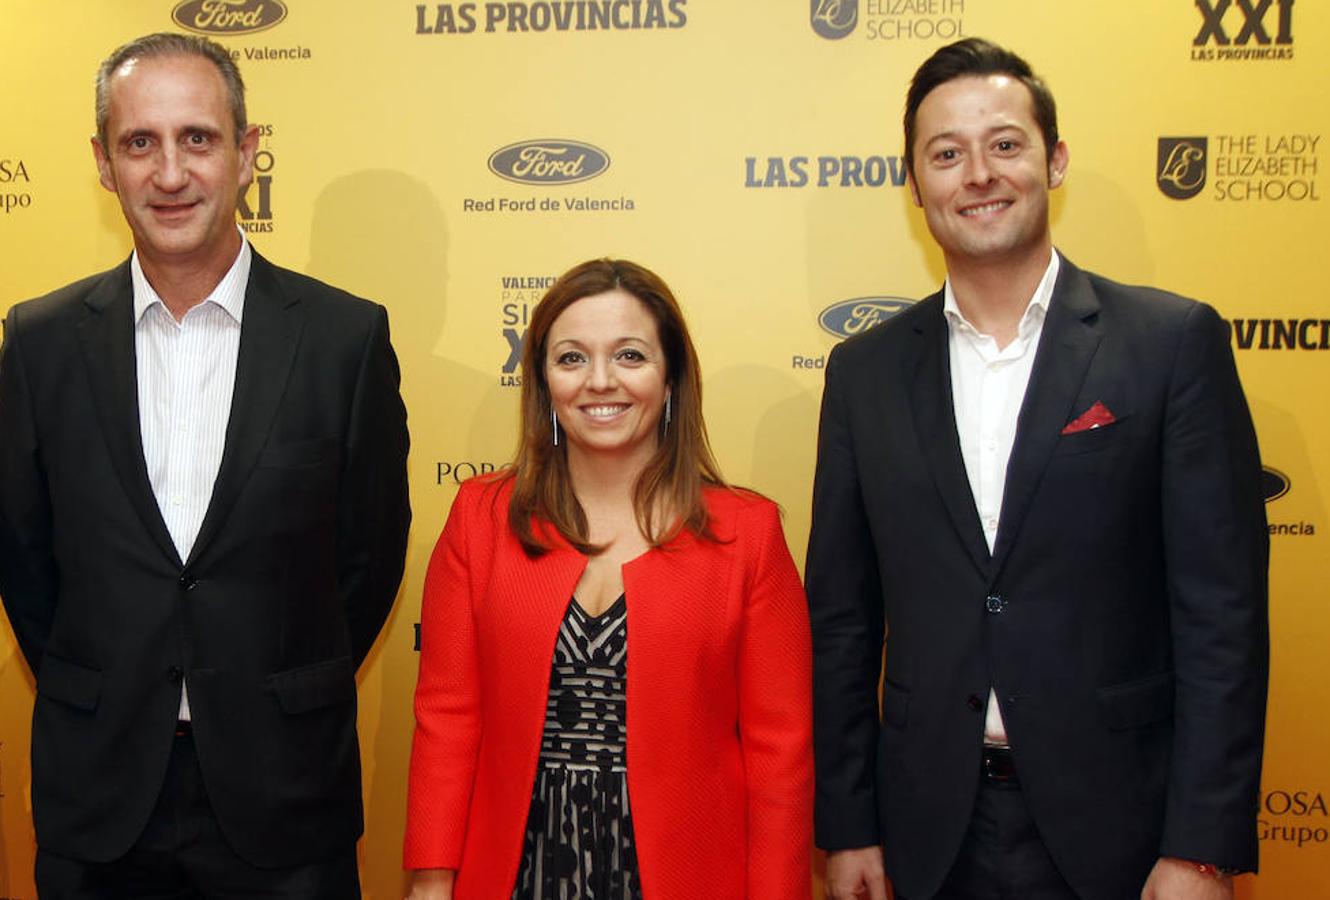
904;37;1058;178
504;258;726;556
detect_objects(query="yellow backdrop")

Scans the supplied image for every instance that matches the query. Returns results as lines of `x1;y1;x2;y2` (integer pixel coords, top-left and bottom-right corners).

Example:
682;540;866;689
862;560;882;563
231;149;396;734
2;1;1326;897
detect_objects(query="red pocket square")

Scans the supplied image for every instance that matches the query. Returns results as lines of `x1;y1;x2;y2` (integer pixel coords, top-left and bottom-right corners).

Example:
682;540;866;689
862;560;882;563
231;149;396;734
1061;401;1116;435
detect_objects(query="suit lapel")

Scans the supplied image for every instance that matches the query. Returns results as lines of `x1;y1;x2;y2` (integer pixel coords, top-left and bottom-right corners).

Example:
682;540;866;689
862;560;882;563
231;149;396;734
907;294;993;576
990;258;1103;573
187;253;303;566
76;261;182;567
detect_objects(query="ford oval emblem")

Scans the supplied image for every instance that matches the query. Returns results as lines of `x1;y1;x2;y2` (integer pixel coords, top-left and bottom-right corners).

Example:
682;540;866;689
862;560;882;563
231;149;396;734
818;297;913;339
488;140;610;186
1261;467;1290;502
172;0;288;35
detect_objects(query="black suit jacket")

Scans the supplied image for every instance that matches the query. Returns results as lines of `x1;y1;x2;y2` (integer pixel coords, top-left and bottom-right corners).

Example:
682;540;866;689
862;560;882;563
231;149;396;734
806;256;1268;900
0;252;411;867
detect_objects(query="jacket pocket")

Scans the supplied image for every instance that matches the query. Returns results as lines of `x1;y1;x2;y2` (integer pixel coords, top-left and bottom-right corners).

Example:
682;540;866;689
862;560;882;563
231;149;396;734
1054;413;1132;457
257;437;340;469
267;656;355;714
37;654;102;711
882;678;910;728
1097;670;1174;731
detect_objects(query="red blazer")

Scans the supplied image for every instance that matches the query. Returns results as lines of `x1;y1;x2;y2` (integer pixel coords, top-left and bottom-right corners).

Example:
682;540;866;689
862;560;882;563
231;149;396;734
405;477;813;899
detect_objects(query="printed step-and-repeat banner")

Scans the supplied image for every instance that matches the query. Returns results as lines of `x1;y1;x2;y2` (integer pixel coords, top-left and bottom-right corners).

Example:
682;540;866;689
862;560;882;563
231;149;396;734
2;1;1325;897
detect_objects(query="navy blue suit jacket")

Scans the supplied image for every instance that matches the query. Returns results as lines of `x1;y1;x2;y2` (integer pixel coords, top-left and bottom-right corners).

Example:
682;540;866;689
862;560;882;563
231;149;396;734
806;255;1268;900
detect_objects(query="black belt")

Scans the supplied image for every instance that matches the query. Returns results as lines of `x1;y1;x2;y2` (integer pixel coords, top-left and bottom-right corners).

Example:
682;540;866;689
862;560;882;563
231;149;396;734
982;744;1018;783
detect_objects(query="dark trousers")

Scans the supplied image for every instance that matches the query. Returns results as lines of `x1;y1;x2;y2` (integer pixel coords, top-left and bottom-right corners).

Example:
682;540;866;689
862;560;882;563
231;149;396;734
903;780;1080;900
35;728;360;900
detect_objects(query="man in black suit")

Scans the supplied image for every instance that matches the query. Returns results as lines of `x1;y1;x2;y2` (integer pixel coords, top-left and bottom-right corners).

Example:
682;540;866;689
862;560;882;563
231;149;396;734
807;38;1267;900
0;33;410;897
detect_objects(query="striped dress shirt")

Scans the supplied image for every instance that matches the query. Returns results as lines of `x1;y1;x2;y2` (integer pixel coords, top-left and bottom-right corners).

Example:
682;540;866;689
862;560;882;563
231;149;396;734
131;236;252;719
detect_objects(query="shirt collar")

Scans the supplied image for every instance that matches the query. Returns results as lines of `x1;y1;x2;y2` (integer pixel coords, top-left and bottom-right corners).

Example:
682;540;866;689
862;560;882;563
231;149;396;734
131;228;251;325
943;249;1061;340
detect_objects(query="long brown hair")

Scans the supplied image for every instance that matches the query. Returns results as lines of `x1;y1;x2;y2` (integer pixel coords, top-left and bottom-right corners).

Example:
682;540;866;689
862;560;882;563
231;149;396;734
504;258;726;556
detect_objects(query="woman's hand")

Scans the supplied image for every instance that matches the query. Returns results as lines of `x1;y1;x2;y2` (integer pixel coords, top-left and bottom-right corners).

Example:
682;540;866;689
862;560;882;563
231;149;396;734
405;868;456;900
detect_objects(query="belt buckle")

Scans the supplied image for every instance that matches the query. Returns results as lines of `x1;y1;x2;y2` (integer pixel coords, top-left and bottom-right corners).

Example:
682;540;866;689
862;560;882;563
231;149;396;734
982;745;1017;783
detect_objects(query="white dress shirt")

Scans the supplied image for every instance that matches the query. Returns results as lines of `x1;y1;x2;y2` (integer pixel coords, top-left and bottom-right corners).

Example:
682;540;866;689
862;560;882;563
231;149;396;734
132;235;251;719
944;250;1060;745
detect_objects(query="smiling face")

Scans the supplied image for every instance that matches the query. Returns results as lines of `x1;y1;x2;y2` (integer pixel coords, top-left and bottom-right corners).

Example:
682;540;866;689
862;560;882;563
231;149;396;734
544;288;669;470
92;53;258;275
907;73;1067;270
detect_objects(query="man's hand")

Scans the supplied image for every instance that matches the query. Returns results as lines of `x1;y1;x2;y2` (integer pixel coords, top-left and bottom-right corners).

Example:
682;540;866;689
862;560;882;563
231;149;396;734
1141;857;1234;900
826;846;891;900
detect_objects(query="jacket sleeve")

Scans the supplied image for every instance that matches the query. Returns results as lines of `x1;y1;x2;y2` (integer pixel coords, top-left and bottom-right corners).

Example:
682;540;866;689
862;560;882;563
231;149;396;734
404;483;484;870
337;304;411;667
0;304;58;673
804;344;886;850
1157;301;1268;872
738;499;814;899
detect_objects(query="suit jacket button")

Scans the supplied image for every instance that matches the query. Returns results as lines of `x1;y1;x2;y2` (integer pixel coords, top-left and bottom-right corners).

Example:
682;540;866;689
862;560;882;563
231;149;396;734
985;594;1005;614
966;694;983;712
167;666;183;684
178;574;197;591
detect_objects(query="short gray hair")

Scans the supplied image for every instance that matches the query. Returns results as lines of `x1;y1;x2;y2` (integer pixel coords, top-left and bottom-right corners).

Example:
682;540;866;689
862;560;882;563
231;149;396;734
95;32;247;149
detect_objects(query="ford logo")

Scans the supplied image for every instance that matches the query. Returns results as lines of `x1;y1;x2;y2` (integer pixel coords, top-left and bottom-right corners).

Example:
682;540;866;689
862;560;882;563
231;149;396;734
1261;467;1290;502
818;297;913;339
172;0;288;36
488;140;610;186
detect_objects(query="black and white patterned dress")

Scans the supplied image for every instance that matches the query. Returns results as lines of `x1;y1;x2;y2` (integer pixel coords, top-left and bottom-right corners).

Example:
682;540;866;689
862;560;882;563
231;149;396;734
511;594;643;900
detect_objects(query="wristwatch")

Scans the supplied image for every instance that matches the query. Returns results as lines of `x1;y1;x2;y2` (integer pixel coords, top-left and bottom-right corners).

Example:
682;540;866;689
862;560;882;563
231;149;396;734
1191;861;1241;878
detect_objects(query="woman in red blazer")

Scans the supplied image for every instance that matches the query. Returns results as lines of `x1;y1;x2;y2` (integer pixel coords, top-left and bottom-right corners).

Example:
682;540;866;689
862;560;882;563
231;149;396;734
404;259;813;900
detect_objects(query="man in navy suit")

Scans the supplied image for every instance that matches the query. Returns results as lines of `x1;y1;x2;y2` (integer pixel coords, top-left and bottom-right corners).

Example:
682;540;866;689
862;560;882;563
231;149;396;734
806;38;1267;900
0;33;410;897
